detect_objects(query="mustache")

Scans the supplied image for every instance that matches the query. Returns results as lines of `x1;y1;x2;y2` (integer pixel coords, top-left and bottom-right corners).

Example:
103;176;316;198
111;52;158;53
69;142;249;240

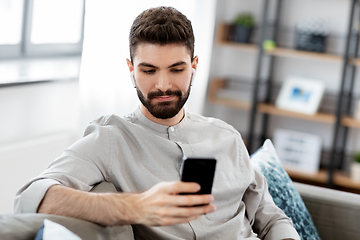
147;89;182;99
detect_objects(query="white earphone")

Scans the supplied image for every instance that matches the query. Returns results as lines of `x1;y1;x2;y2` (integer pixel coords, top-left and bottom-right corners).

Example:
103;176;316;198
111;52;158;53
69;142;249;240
130;68;196;88
190;68;196;86
130;71;136;88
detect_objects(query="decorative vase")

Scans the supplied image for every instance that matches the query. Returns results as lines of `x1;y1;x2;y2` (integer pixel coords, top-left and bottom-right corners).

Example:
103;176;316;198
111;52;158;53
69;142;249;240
350;162;360;182
232;25;253;43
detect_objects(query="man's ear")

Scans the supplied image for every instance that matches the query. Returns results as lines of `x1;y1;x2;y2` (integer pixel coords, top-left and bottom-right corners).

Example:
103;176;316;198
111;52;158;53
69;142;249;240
126;58;134;72
190;56;198;86
191;56;199;70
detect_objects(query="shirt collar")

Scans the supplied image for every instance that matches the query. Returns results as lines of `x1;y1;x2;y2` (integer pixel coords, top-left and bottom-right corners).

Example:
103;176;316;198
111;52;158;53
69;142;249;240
134;106;188;134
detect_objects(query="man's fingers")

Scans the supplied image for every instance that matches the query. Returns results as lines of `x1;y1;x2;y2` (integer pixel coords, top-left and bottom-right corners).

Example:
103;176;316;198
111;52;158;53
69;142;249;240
138;181;217;226
154;204;216;225
170;204;216;218
174;194;214;207
159;181;201;195
152;181;215;208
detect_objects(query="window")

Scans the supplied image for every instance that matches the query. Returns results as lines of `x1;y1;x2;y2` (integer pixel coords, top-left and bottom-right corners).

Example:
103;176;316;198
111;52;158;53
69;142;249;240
0;0;85;58
0;0;23;56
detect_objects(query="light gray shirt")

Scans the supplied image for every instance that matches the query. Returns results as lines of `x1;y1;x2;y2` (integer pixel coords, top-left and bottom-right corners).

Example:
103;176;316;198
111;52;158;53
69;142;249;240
15;107;300;240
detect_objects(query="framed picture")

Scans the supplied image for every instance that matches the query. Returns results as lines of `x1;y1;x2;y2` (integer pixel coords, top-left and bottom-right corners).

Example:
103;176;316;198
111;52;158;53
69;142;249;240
275;76;325;115
273;128;322;174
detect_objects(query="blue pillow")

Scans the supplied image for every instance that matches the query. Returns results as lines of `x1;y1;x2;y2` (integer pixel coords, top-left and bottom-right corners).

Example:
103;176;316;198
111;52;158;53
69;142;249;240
251;139;321;240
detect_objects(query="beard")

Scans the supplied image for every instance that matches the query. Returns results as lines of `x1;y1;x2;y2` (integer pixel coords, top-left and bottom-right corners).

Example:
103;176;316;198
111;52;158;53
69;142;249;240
137;85;191;120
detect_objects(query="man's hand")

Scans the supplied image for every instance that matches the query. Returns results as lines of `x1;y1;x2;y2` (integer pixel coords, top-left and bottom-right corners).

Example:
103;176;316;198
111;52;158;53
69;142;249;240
38;181;216;227
130;181;216;226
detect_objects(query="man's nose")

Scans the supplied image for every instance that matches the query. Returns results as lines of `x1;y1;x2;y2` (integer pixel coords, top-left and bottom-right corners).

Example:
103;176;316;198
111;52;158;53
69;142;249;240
155;73;172;91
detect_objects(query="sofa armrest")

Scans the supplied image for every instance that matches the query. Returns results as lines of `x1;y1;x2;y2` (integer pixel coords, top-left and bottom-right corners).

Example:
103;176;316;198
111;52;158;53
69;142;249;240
294;182;360;240
0;213;134;240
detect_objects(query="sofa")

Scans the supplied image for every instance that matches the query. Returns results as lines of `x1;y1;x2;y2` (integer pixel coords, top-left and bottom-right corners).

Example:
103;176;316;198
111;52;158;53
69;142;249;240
293;182;360;239
2;140;360;239
1;181;360;240
0;182;134;240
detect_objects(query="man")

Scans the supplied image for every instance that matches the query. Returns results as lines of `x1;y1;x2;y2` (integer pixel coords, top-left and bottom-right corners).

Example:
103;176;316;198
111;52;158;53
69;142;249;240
15;6;300;240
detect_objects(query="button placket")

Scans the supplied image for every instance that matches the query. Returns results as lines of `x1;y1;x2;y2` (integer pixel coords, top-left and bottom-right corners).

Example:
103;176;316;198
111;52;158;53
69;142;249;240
174;141;185;173
167;126;178;141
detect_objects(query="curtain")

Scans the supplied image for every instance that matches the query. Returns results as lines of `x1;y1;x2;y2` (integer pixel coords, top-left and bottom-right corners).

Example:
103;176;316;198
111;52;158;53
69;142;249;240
79;0;217;129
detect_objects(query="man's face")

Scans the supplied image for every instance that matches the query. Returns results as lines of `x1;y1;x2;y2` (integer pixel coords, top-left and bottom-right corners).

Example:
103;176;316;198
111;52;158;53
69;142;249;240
128;43;197;120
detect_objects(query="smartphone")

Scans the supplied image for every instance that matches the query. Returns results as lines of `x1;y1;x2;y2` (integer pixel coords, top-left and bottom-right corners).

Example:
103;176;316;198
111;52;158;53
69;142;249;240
180;157;217;195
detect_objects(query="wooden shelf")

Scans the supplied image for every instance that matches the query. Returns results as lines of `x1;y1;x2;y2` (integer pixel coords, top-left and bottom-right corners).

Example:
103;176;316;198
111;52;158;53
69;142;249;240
341;116;360;128
286;168;360;192
333;171;360;191
265;47;343;62
291;169;360;191
209;96;251;110
216;22;257;52
208;79;335;124
257;103;335;124
218;41;258;52
286;168;328;184
211;89;360;128
350;58;360;67
216;22;343;62
208;79;250;110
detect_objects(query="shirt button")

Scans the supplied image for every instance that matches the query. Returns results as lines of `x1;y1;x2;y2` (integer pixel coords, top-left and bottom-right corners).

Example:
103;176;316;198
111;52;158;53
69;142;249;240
169;127;175;132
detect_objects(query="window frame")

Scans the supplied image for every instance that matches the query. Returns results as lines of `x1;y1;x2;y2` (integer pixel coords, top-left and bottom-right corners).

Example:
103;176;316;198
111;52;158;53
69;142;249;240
0;0;85;59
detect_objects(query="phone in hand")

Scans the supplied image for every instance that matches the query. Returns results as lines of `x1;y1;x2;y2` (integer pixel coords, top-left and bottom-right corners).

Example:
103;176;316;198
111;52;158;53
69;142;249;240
180;157;217;195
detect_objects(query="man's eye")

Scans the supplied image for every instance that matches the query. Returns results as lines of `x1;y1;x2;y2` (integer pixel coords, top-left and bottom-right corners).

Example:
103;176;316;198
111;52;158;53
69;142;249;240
143;70;155;74
171;69;184;73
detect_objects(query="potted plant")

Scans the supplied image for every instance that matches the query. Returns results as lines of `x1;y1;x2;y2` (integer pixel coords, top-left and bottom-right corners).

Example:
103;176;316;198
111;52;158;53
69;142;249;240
351;152;360;181
232;13;255;43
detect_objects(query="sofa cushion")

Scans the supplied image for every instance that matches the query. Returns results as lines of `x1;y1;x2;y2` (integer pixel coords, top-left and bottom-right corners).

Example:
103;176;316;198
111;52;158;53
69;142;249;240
0;213;134;240
251;139;321;240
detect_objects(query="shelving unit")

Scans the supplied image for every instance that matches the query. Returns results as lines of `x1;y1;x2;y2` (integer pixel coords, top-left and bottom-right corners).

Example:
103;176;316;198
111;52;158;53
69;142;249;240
207;0;360;193
209;79;360;192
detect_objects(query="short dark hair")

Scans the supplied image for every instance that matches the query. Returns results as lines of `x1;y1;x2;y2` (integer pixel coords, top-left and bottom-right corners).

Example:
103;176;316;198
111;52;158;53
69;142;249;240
129;6;195;63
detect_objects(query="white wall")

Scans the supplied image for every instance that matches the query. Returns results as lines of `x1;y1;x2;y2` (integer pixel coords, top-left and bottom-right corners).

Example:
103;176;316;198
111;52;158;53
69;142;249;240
0;81;80;144
0;79;81;214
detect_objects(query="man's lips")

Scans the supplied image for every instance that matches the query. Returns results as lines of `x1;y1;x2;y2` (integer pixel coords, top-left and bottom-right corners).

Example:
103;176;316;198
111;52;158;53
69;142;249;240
153;95;176;102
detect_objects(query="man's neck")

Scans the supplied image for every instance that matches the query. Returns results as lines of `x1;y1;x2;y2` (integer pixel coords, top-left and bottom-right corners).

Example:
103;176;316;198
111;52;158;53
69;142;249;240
140;105;185;126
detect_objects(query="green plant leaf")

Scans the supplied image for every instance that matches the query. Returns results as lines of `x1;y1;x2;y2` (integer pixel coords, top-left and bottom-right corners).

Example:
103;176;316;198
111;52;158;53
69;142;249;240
233;13;255;28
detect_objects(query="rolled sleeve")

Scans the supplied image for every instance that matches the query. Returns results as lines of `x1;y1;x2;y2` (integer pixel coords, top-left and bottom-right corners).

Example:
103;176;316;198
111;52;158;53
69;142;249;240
14;179;61;213
14;122;112;214
264;222;301;240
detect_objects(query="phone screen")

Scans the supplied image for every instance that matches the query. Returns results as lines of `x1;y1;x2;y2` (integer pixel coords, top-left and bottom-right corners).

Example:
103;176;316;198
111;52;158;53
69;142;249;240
180;157;217;195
